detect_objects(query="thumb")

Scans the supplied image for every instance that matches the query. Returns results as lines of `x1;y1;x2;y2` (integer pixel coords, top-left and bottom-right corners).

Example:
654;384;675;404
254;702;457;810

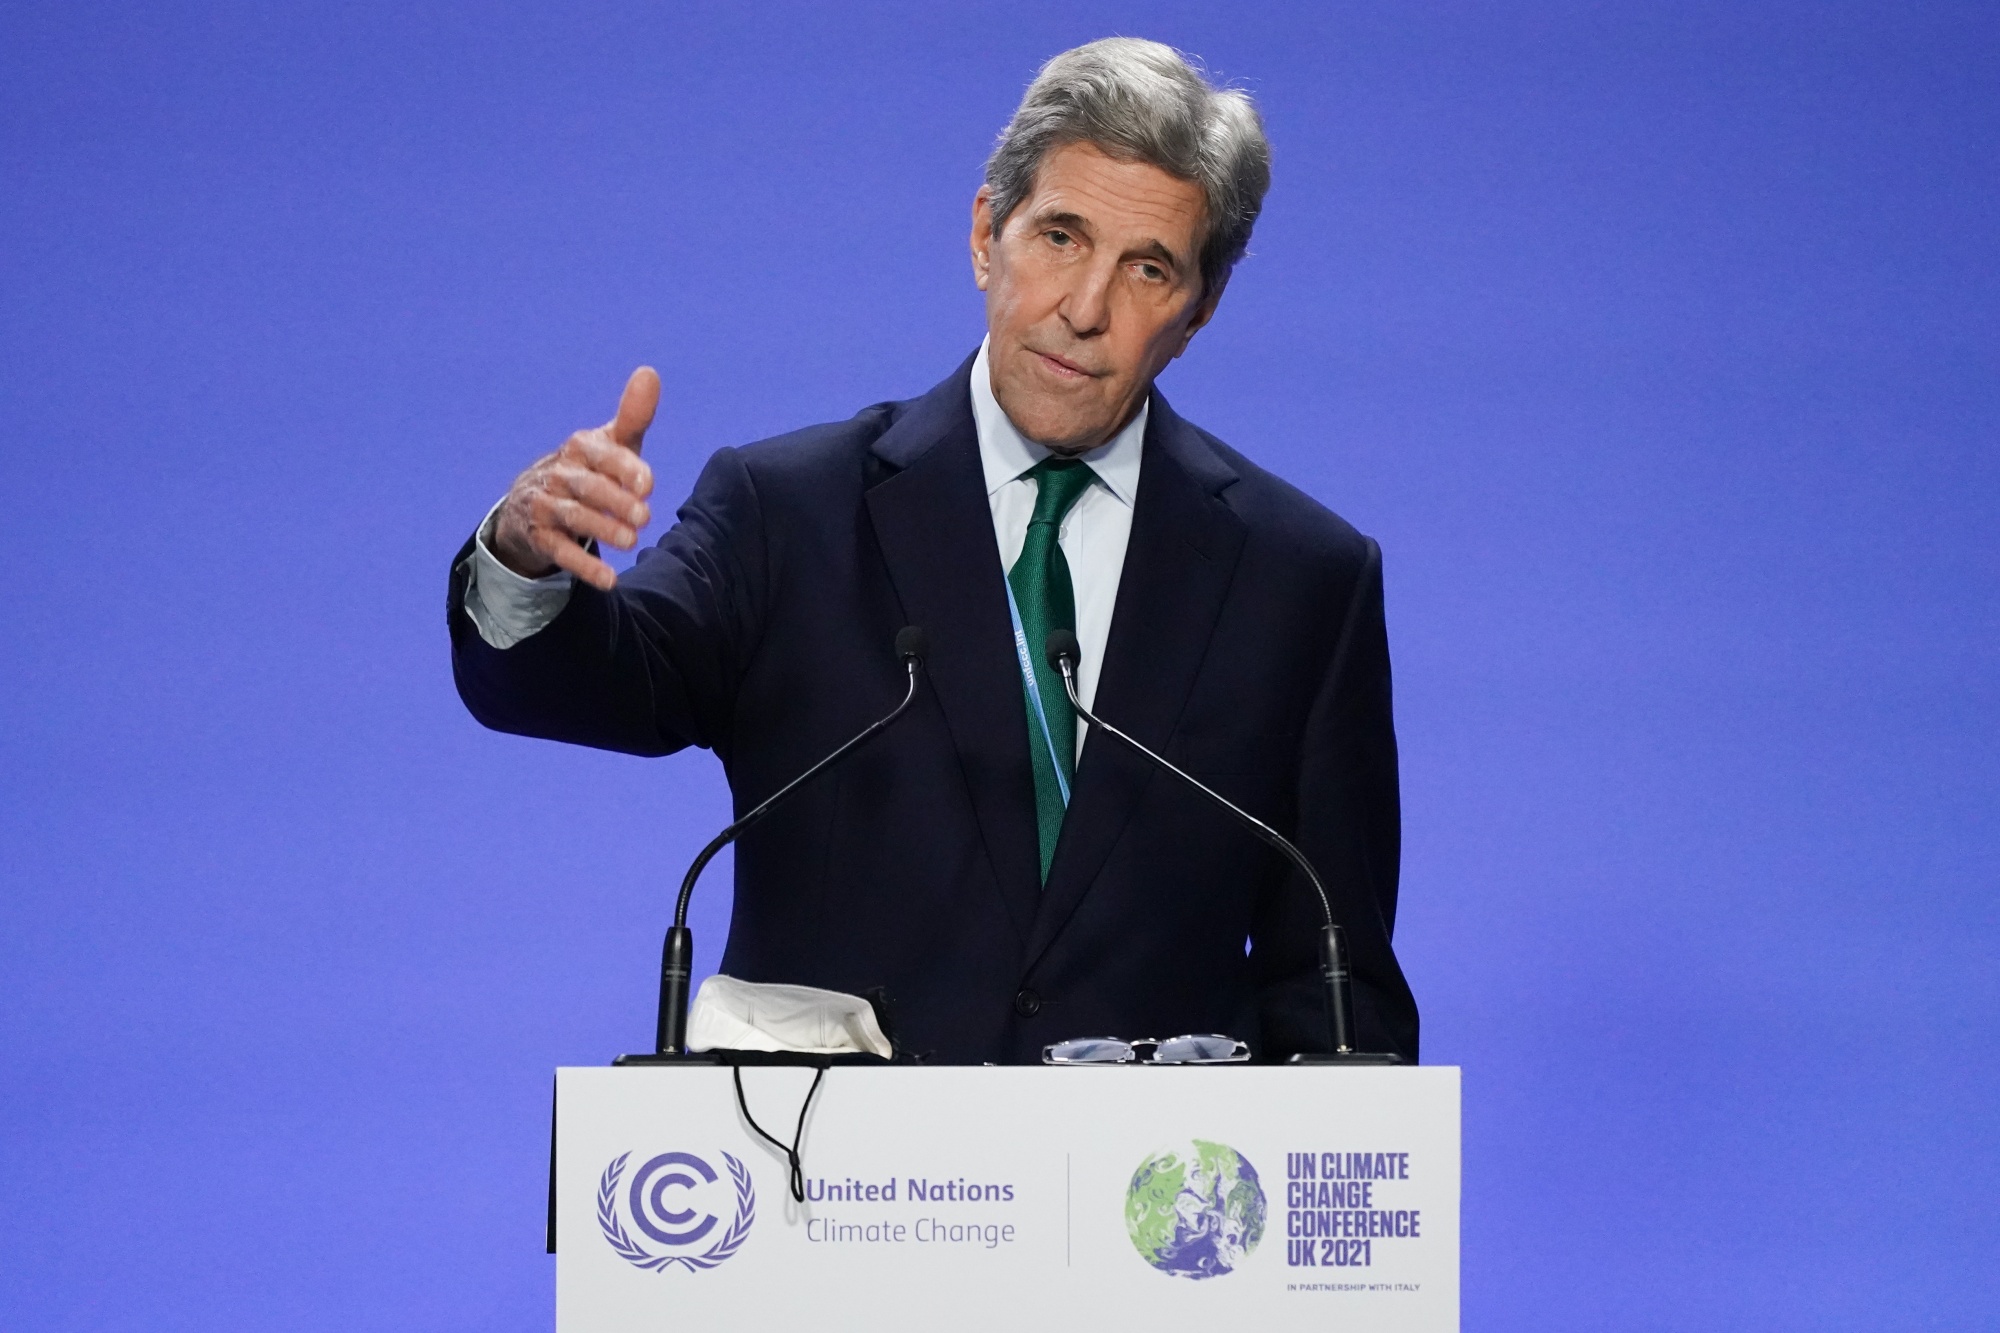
607;366;661;453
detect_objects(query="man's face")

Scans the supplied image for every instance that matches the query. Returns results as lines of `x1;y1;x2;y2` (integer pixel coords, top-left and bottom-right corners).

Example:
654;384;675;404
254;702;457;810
971;141;1224;454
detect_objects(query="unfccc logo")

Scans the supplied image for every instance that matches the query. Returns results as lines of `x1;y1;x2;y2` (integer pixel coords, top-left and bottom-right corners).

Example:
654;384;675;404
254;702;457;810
597;1151;756;1272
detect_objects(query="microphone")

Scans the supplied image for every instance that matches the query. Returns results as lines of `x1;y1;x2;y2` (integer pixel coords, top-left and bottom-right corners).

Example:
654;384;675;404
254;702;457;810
1043;630;1400;1065
617;626;930;1064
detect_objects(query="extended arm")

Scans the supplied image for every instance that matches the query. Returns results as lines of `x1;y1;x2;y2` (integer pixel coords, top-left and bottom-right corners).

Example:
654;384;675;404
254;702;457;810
447;444;767;758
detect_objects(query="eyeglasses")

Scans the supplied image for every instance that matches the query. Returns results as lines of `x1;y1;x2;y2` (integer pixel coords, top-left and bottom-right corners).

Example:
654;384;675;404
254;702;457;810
1042;1034;1252;1065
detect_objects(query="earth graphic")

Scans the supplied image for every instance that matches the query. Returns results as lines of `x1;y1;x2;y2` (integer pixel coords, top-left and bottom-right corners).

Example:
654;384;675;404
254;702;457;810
1124;1140;1268;1279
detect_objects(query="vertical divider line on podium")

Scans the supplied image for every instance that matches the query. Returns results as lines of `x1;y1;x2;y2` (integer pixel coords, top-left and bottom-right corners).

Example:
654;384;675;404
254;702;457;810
547;1076;559;1254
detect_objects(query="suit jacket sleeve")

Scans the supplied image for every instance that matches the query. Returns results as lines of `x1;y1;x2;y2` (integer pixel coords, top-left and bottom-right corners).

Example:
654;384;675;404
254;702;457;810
1249;537;1418;1061
447;446;766;760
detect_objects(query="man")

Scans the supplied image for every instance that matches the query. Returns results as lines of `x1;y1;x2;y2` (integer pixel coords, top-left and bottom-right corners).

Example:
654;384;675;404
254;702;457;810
449;38;1417;1064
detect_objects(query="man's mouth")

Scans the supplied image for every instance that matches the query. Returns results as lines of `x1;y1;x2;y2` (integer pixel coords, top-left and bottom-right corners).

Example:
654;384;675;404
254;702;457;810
1029;348;1097;380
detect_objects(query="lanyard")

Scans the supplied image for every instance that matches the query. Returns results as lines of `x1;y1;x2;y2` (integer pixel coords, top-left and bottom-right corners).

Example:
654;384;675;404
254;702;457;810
1003;579;1072;808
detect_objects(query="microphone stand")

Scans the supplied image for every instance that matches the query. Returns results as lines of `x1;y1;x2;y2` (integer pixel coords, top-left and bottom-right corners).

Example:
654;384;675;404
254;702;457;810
615;630;927;1065
1046;635;1400;1066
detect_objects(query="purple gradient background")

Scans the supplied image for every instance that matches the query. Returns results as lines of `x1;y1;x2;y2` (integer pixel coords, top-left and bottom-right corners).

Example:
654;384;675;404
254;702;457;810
3;2;1995;1328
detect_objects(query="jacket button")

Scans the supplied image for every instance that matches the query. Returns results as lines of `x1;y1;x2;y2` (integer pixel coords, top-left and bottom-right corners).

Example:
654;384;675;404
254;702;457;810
1013;988;1042;1017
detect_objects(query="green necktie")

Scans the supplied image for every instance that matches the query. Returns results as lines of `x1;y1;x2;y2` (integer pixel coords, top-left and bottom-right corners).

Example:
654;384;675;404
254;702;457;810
1007;457;1098;882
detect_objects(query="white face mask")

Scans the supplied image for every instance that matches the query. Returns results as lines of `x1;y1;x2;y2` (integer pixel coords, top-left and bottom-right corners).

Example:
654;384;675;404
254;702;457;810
685;975;894;1059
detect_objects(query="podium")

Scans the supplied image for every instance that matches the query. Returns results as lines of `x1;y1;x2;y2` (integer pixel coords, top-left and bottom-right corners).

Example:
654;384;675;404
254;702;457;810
553;1063;1459;1330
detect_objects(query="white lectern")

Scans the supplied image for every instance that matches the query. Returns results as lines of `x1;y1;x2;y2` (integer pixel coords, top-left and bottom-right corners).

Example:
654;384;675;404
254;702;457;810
553;1063;1459;1331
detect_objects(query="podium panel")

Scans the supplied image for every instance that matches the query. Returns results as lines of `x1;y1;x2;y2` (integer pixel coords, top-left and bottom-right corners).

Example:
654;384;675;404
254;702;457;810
555;1064;1459;1331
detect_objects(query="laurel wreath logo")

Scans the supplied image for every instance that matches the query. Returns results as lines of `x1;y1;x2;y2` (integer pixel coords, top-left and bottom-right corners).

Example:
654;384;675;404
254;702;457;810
597;1151;756;1272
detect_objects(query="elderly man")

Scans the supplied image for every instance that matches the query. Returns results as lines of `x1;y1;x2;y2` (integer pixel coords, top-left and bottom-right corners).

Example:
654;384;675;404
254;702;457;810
449;38;1418;1064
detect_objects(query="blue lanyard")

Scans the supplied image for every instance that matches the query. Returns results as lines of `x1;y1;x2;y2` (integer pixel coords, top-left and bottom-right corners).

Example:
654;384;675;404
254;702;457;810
1003;579;1072;808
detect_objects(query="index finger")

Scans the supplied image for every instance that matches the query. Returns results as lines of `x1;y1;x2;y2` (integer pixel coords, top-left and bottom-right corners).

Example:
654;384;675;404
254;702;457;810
573;428;654;499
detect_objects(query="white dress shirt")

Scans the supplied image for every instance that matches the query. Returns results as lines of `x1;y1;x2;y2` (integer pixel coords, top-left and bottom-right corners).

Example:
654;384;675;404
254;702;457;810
967;338;1143;722
464;337;1145;735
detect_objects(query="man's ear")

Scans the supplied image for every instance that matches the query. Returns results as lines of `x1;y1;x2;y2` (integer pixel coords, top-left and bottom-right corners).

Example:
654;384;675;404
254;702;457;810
970;187;996;292
1172;270;1231;358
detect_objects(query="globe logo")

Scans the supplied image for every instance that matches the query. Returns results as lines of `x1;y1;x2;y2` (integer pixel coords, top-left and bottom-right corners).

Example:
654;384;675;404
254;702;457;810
1125;1140;1267;1279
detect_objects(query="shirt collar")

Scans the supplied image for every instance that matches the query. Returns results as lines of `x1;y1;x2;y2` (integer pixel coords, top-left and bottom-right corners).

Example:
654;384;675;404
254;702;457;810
970;336;1145;507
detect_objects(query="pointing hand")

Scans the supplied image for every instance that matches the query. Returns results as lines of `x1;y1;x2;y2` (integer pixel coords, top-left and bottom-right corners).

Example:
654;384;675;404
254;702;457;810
492;367;660;591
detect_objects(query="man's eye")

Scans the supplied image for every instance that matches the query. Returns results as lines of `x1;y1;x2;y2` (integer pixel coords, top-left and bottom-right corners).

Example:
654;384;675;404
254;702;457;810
1139;264;1164;281
1047;229;1072;246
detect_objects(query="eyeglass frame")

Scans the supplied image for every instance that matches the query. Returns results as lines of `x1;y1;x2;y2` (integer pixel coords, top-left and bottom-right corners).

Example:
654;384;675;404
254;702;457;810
1041;1034;1253;1065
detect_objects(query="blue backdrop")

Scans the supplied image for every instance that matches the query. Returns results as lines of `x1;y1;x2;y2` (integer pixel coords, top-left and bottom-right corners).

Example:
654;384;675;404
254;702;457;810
3;2;1994;1328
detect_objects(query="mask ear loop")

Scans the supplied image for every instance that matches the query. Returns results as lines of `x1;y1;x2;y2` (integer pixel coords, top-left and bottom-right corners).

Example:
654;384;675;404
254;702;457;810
732;1064;826;1203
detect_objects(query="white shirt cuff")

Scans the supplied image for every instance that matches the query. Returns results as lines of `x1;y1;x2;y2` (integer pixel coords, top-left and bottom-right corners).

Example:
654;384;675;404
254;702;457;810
462;500;574;649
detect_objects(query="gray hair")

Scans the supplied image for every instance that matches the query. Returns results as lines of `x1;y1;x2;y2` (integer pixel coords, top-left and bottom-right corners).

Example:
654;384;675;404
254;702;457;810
984;38;1271;297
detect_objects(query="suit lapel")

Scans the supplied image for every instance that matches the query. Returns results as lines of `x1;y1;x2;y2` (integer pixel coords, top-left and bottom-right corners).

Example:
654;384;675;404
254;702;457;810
864;359;1042;945
1025;392;1246;968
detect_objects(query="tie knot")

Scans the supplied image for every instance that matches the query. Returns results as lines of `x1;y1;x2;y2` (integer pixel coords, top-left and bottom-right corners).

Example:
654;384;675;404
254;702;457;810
1026;456;1097;527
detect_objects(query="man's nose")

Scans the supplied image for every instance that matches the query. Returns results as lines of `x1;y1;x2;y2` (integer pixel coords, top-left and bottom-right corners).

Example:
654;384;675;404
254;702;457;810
1058;259;1114;338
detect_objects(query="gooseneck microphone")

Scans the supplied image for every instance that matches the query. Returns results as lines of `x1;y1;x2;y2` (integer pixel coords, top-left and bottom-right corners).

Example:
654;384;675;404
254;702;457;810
619;627;929;1063
1043;630;1400;1065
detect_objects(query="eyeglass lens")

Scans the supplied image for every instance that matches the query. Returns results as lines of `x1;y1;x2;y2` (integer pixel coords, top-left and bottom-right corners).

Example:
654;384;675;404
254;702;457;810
1047;1038;1135;1063
1154;1034;1246;1063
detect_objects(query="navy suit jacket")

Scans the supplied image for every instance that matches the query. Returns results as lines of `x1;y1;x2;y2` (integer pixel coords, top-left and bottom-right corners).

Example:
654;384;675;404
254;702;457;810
449;356;1417;1063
